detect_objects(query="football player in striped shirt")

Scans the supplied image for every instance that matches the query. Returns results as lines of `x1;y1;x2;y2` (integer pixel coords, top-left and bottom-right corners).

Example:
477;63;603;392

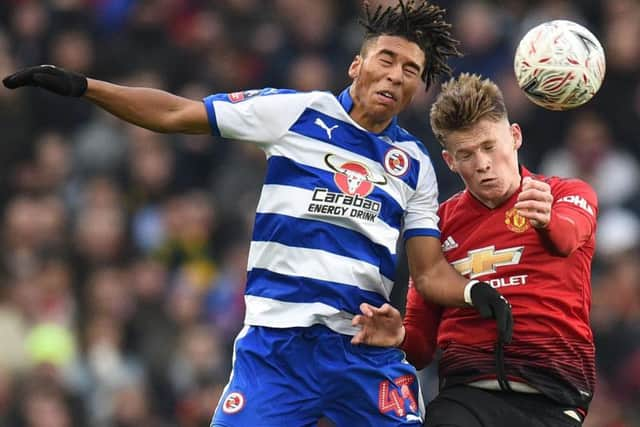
3;2;512;425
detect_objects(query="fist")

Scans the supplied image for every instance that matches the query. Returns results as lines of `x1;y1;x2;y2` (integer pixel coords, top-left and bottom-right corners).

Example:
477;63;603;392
514;176;553;228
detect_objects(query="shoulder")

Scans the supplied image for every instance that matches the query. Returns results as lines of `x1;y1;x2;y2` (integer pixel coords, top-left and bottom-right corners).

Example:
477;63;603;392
542;174;596;197
438;191;465;215
207;88;316;104
392;128;436;180
536;173;598;214
394;126;431;158
441;190;465;206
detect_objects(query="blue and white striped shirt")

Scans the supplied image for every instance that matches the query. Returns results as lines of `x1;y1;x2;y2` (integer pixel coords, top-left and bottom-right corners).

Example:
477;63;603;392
203;87;440;335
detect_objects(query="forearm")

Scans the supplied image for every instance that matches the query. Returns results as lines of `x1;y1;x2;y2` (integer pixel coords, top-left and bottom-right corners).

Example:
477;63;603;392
406;236;513;344
538;209;592;256
84;79;209;134
400;285;440;369
411;255;469;307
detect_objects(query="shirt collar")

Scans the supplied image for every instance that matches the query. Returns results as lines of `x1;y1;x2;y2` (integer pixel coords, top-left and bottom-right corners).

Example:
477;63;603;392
337;86;399;139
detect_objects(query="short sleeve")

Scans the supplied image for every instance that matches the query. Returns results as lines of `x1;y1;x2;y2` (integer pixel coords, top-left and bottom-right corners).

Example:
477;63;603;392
202;89;312;144
403;154;441;240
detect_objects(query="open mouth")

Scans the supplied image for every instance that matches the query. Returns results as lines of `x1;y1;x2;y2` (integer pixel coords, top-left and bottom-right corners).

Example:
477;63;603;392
376;91;396;103
480;178;497;185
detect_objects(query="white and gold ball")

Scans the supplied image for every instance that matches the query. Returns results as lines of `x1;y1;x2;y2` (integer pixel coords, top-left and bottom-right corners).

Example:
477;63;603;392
514;20;606;111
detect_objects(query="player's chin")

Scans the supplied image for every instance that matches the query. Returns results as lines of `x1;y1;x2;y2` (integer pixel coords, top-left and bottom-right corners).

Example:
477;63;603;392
370;107;401;127
474;187;505;204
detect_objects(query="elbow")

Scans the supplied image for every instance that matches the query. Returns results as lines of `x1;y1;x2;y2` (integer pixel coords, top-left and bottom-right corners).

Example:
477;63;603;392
546;238;578;257
554;246;575;257
157;114;186;134
411;274;433;300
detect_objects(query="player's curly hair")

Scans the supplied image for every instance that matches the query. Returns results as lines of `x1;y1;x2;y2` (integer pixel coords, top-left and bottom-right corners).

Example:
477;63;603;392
359;0;461;90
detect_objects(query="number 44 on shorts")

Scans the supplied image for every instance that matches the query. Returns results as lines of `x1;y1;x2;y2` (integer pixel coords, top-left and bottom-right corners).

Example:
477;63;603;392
378;375;418;417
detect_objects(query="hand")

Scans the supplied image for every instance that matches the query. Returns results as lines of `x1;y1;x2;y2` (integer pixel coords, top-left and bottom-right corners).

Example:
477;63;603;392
351;303;405;347
515;176;553;228
470;282;513;344
3;64;87;97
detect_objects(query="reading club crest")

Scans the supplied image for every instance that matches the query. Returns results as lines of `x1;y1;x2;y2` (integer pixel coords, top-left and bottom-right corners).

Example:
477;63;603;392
325;154;387;196
384;148;410;177
222;392;245;414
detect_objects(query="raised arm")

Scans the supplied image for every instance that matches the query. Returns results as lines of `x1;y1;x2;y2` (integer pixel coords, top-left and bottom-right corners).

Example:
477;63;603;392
85;79;209;134
3;65;210;135
515;177;598;257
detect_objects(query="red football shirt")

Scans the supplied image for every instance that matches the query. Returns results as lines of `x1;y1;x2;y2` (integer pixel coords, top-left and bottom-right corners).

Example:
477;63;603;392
402;167;597;410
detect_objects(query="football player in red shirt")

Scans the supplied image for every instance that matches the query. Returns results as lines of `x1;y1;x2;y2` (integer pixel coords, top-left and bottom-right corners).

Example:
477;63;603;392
352;73;597;427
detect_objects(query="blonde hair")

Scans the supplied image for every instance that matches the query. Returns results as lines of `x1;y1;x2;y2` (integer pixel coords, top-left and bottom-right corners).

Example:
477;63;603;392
429;73;507;147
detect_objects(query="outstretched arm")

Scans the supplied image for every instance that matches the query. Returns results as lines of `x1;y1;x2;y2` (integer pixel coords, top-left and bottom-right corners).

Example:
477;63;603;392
85;79;210;134
3;65;210;135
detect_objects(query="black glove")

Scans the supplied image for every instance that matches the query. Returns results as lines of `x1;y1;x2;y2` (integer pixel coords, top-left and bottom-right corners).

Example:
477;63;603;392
470;281;513;344
3;64;87;97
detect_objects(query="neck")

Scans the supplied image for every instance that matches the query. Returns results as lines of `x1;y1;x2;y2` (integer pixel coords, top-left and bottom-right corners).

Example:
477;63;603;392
350;109;391;134
475;193;510;209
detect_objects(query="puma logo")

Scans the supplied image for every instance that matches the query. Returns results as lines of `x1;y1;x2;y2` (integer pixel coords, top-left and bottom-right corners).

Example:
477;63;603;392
314;118;339;139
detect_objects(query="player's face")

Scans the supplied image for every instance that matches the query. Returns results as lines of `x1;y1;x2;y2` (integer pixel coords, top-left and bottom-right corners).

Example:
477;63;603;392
442;118;522;208
348;35;425;133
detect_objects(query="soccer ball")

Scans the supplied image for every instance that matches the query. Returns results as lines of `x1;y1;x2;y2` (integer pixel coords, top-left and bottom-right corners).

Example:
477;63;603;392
513;20;606;111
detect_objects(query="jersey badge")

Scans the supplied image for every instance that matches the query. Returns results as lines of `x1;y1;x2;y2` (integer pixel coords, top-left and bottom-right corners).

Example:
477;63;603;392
505;207;530;233
222;391;245;414
228;89;261;103
383;147;410;177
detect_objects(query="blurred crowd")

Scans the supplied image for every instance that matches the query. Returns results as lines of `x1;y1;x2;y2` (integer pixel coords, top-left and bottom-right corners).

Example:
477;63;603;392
0;0;638;426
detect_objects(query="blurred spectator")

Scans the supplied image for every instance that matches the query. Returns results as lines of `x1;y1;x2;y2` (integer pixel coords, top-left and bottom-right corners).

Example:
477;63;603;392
18;383;76;427
203;242;248;340
170;324;228;427
72;204;128;268
0;299;28;373
539;110;640;209
0;366;18;426
448;0;511;79
593;0;640;159
591;209;640;421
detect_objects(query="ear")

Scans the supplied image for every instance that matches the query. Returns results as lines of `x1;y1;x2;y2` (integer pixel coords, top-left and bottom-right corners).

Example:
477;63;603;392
441;149;457;173
348;55;362;80
511;123;523;150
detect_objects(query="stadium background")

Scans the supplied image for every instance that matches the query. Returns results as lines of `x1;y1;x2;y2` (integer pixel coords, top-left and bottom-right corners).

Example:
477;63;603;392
0;0;638;426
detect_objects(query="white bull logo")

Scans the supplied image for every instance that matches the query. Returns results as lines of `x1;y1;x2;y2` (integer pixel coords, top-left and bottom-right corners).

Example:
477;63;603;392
324;154;387;196
344;169;367;194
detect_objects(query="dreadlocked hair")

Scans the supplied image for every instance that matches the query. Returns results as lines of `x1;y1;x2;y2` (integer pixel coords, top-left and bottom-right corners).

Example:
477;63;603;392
359;0;461;90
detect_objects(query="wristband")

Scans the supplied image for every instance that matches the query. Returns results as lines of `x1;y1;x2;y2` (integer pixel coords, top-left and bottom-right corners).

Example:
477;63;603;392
464;280;479;305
